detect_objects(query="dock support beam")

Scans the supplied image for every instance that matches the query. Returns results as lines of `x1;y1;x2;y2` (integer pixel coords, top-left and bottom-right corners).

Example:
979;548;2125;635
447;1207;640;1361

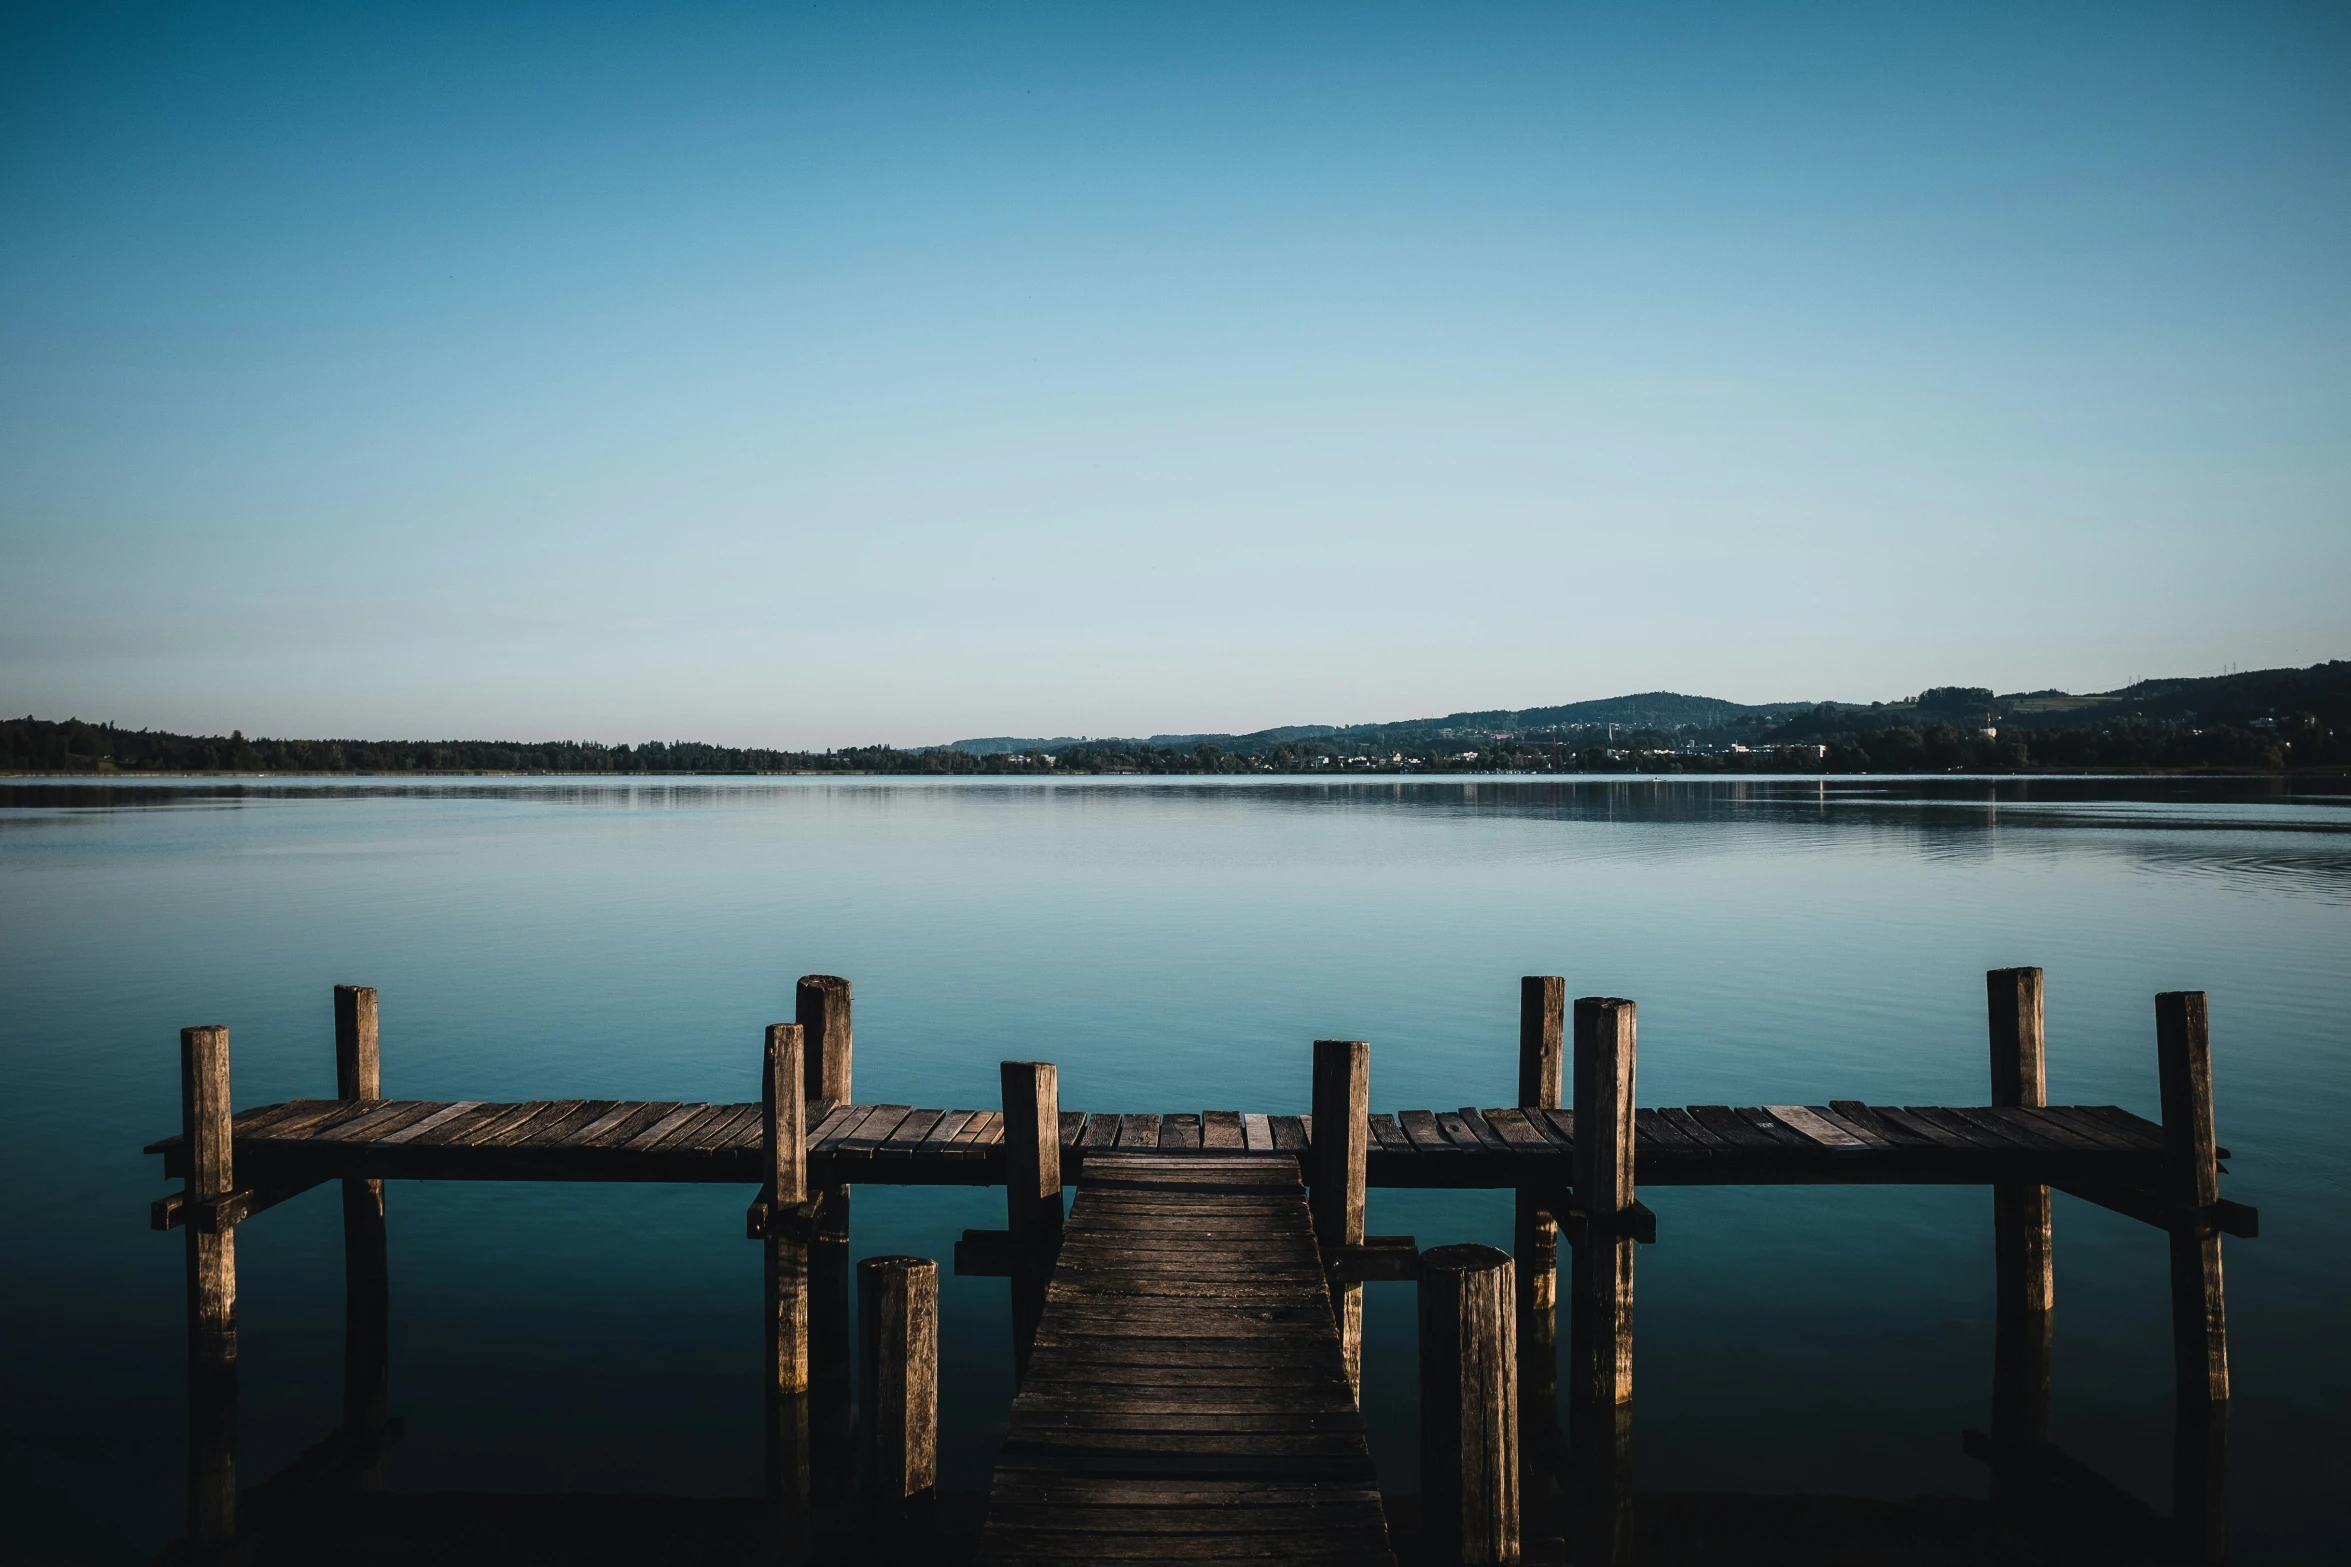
761;1022;814;1550
1987;967;2052;1466
181;1024;237;1556
1420;1243;1519;1565
796;975;855;1510
334;984;390;1486
1514;976;1565;1543
1310;1039;1369;1395
858;1256;939;1525
1002;1060;1063;1381
2158;991;2229;1563
1568;996;1636;1567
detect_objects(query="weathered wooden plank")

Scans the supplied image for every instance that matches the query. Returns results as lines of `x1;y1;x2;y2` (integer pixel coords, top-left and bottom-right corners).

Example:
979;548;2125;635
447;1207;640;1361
1159;1113;1203;1150
879;1108;947;1156
1762;1104;1870;1151
1537;1107;1578;1147
1397;1110;1454;1153
1119;1114;1162;1150
616;1101;704;1152
374;1100;485;1146
1805;1104;1893;1149
1270;1115;1308;1152
1454;1108;1512;1153
1059;1110;1088;1148
1201;1110;1246;1149
1083;1114;1122;1149
313;1098;443;1144
550;1101;645;1148
1685;1105;1778;1150
1242;1113;1275;1152
1655;1104;1730;1151
1732;1106;1814;1147
407;1100;525;1147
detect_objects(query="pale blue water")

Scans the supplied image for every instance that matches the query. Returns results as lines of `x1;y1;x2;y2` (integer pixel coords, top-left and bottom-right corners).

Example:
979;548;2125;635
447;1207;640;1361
2;775;2346;1562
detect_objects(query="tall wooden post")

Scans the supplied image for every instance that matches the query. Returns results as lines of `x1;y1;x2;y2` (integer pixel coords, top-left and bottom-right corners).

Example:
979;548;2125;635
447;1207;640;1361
1001;1061;1062;1382
762;1022;814;1552
1514;977;1566;1543
2157;991;2229;1562
858;1256;939;1523
1567;997;1636;1567
1419;1243;1519;1565
765;1023;810;1393
334;984;390;1485
1987;967;2052;1459
181;1024;237;1554
1568;998;1635;1408
1310;1039;1369;1395
796;975;854;1509
797;976;853;1107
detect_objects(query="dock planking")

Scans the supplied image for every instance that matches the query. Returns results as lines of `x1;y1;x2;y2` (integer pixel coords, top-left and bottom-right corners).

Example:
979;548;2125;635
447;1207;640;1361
147;1097;2189;1192
979;1153;1396;1566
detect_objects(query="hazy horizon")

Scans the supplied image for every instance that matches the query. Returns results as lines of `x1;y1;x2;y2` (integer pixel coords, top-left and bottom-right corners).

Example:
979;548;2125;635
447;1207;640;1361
5;3;2346;749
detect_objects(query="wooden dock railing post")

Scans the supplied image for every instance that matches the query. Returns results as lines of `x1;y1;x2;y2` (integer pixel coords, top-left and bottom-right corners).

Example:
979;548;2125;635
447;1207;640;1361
181;1023;238;1555
764;1022;811;1393
1567;996;1636;1567
1987;967;2052;1466
2157;991;2229;1563
1515;976;1566;1543
1568;997;1635;1408
1310;1038;1369;1395
796;975;855;1509
858;1256;939;1525
333;984;390;1485
760;1022;816;1554
1002;1060;1063;1381
1419;1243;1519;1565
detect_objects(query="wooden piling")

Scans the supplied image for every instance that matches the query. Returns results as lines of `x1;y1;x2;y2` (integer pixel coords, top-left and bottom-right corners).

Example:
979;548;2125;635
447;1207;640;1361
1310;1039;1369;1394
333;986;390;1483
2157;991;2229;1561
1987;967;2052;1455
796;975;853;1107
1569;998;1636;1409
857;1255;939;1520
181;1024;237;1551
1002;1061;1062;1380
1419;1243;1519;1565
1515;978;1566;1547
795;975;854;1507
764;1023;812;1396
333;984;380;1101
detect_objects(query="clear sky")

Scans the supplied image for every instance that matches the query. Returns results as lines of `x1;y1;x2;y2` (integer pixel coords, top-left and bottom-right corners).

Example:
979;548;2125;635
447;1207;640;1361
3;2;2345;746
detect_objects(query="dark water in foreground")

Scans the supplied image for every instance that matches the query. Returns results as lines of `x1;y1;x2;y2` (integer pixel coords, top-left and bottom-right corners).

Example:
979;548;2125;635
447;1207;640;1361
2;774;2346;1563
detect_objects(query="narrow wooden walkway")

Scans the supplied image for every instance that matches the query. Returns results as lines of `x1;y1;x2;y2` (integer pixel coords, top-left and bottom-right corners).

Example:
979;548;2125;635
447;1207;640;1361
148;1098;2198;1191
978;1153;1396;1567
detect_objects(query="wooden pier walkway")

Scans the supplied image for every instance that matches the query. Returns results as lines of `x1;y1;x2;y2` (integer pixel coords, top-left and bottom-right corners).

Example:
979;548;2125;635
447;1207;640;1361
147;970;2260;1565
149;1094;2234;1220
978;1152;1394;1566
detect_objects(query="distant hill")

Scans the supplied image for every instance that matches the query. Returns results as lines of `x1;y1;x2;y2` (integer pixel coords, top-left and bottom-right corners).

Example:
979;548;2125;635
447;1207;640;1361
7;660;2342;776
948;691;1818;757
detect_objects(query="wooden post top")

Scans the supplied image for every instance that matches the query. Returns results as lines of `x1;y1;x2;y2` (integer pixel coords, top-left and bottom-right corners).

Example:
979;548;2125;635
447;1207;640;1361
1987;967;2046;1110
334;985;380;1102
795;975;851;1106
1520;976;1565;1110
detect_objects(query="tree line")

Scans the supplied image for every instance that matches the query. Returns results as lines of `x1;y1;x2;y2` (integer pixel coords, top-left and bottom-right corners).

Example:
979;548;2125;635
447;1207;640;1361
2;711;2337;777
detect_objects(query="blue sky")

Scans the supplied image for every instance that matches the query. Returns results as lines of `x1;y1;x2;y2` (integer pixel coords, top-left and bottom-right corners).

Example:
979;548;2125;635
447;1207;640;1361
3;2;2345;745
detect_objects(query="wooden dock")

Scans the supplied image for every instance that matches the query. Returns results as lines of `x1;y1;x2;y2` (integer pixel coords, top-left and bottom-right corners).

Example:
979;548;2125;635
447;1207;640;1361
147;1093;2228;1209
147;969;2259;1565
978;1153;1394;1566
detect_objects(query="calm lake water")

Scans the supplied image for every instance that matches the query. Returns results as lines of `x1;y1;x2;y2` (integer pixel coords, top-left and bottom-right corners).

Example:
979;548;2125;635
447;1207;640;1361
3;774;2347;1563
